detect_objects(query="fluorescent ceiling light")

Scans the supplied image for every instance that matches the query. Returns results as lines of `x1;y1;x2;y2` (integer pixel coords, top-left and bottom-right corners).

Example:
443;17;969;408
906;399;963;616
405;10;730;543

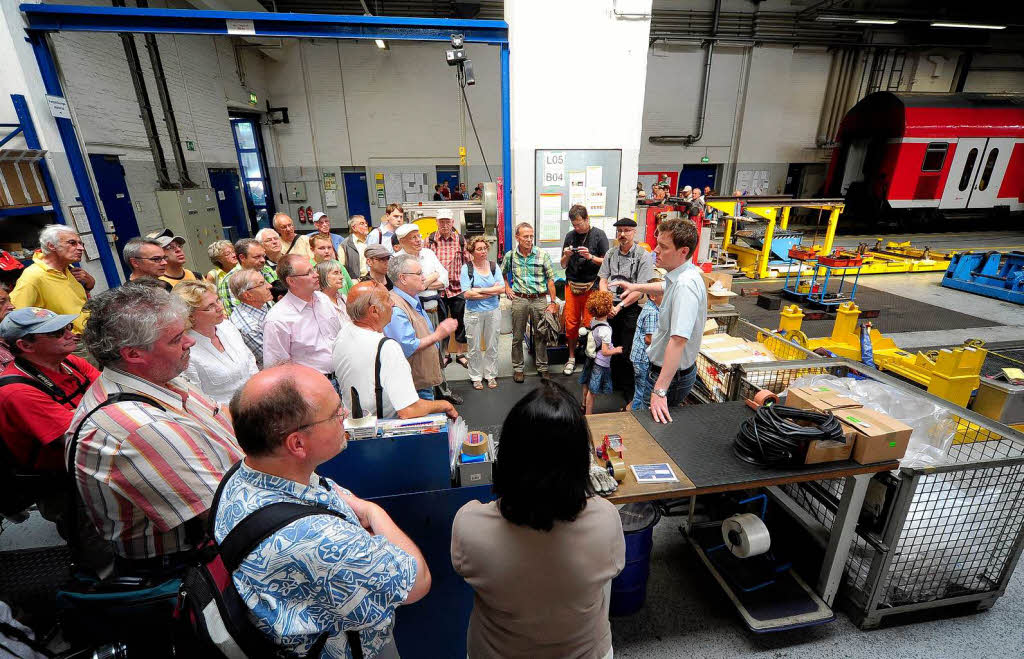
817;15;857;22
931;22;1006;30
375;39;388;49
857;19;897;25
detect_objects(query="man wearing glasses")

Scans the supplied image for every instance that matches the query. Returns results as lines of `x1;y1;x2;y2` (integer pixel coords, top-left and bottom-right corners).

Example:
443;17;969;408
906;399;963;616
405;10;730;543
263;255;343;388
215;363;429;658
123;237;169;285
11;224;95;339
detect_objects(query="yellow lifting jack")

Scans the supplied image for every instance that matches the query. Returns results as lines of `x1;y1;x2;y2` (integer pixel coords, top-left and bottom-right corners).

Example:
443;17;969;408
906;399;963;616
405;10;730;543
776;302;986;408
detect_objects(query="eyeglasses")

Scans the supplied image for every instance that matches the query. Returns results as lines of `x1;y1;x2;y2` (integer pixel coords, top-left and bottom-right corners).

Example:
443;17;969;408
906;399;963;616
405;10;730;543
198;302;222;313
61;239;84;248
402;270;424;278
39;323;73;339
287;270;315;278
137;255;168;263
291;402;348;433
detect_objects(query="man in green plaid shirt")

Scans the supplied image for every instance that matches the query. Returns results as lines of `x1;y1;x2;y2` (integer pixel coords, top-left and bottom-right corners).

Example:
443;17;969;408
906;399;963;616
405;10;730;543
500;223;558;382
217;238;279;314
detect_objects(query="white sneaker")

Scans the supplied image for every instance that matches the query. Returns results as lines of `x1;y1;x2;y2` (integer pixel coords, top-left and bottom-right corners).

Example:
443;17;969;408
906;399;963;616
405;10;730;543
563;359;576;376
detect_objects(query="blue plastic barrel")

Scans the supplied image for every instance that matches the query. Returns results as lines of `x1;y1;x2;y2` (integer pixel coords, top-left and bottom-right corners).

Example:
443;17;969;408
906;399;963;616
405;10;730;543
610;502;660;616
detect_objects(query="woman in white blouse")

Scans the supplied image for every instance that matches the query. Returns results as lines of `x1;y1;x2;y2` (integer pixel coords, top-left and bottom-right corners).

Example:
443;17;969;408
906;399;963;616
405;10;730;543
172;280;259;404
315;259;352;325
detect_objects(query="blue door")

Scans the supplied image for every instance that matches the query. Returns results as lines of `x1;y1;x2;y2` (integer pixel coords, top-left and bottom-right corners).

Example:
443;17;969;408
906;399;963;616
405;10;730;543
89;153;138;273
679;164;717;194
343;171;371;223
209;168;249;240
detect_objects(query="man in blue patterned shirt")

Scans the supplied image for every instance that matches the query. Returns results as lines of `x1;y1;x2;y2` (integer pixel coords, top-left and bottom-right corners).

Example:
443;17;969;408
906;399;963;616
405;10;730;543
215;363;431;658
629;279;664;411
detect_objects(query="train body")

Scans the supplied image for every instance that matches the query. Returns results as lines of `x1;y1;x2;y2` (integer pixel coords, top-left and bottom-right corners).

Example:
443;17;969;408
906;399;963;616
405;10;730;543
826;92;1024;222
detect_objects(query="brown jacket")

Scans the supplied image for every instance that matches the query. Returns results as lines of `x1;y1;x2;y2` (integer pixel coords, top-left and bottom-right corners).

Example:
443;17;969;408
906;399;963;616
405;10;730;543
388;290;443;389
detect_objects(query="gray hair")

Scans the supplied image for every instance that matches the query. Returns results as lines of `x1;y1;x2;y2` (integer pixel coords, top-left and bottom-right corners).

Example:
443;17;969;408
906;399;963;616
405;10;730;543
276;253;307;282
123;237;162;263
387;253;418;283
38;224;77;254
315;259;343;290
271;213;291;230
82;283;189;367
347;284;389;322
207;239;233;268
228;267;264;299
255;227;279;242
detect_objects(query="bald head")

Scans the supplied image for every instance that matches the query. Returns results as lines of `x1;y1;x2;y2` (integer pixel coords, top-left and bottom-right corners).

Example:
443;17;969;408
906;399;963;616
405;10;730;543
230;363;327;456
347;280;393;329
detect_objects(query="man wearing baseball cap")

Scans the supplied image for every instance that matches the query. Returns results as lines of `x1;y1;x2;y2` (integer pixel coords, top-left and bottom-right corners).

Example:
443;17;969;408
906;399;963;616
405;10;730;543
360;244;395;290
0;307;99;476
147;229;200;288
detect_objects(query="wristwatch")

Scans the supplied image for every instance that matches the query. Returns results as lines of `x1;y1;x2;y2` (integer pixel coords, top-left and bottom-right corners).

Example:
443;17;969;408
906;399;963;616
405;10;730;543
652;388;669;398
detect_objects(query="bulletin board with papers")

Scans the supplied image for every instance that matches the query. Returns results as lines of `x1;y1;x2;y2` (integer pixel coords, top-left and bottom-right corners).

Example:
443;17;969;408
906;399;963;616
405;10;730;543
534;149;622;245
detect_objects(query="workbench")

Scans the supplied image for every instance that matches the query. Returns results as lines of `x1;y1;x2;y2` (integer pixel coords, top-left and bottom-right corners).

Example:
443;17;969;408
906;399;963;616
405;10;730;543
587;402;897;614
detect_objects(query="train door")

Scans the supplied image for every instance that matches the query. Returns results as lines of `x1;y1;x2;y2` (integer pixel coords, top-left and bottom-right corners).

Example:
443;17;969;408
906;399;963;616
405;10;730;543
939;139;986;209
967;138;1015;209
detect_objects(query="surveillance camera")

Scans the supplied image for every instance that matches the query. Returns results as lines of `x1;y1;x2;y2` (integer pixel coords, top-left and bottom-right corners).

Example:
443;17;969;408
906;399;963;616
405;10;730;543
451;33;464;48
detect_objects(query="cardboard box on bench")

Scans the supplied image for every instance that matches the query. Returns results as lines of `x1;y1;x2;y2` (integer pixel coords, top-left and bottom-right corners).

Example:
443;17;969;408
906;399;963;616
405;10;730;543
835;407;912;464
786;386;863;413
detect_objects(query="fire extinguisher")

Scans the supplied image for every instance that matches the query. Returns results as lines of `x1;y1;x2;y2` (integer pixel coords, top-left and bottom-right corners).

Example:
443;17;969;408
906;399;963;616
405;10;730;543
297;206;307;224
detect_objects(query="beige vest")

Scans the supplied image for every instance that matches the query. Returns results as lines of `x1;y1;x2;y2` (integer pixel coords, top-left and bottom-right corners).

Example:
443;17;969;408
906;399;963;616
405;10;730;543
389;291;443;389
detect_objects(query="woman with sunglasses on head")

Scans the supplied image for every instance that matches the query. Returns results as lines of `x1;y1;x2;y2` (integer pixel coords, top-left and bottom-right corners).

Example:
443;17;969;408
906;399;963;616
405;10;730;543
452;380;625;659
172;280;258;404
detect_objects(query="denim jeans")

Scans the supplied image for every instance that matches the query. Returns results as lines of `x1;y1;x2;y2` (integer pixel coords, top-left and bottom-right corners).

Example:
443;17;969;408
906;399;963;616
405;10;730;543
643;363;697;408
631;364;652;410
417;387;435;401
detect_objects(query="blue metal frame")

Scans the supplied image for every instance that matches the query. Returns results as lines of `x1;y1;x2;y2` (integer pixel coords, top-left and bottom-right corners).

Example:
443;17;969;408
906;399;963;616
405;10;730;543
26;34;121;288
19;2;515;260
0;95;63;224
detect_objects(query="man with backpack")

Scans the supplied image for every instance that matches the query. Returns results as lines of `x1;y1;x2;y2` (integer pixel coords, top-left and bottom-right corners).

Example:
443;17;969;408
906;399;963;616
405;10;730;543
211;363;430;658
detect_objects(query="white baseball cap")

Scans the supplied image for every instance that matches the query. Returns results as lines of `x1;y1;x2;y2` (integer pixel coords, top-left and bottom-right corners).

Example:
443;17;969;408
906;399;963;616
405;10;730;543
436;209;454;221
395;224;421;239
312;211;329;223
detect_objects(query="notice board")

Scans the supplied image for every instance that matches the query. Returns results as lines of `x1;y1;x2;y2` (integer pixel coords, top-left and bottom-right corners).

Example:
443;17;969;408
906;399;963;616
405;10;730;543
534;149;622;253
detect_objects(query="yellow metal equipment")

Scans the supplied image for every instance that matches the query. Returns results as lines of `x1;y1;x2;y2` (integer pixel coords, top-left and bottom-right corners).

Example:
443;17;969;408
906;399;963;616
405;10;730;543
819;239;959;277
775;302;986;407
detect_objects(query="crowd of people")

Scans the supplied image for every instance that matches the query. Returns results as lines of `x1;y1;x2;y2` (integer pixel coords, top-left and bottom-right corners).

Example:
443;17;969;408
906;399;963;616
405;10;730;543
0;201;708;656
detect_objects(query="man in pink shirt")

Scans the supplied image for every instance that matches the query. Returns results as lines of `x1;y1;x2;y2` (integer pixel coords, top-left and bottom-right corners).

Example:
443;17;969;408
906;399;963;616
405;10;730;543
263;255;344;389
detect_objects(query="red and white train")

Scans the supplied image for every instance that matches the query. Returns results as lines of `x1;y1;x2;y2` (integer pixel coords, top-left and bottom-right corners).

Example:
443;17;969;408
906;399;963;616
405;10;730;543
826;92;1024;221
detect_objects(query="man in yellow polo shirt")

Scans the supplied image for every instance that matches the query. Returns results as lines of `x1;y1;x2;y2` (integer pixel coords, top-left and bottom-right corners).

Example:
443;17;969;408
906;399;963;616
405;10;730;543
11;224;93;334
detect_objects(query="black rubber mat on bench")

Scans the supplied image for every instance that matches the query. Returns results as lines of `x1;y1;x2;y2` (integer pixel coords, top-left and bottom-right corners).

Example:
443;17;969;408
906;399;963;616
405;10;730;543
732;282;1002;337
629;401;870;490
0;545;72;630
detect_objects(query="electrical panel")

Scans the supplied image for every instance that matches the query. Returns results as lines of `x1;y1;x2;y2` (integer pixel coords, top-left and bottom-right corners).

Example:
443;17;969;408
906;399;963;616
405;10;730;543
286;182;307;201
156;188;223;274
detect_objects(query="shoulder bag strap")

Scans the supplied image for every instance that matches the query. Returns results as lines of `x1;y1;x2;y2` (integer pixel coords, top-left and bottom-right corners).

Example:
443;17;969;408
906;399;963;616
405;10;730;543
66;392;167;475
374;337;394;417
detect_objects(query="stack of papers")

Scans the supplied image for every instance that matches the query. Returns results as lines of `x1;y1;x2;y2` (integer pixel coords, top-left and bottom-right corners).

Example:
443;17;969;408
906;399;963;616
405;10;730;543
378;414;448;438
344;416;378;440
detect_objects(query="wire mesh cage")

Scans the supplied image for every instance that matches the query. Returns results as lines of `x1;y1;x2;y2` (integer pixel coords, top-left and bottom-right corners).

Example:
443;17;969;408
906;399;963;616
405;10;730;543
691;313;820;403
737;358;1024;627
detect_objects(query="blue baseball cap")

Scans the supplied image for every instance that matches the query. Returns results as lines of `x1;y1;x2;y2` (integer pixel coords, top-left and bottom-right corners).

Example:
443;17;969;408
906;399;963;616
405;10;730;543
0;307;80;341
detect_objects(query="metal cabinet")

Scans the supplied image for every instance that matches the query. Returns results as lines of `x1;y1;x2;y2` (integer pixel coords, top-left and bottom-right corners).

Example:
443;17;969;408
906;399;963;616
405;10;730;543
156;188;223;274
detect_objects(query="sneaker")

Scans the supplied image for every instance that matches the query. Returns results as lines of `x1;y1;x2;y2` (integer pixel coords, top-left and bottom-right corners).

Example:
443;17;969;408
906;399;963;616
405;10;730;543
513;371;525;383
539;371;550;380
563;359;576;376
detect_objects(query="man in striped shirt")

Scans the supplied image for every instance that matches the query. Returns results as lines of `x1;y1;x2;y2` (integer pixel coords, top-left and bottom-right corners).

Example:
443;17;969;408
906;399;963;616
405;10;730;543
500;223;558;382
68;283;243;571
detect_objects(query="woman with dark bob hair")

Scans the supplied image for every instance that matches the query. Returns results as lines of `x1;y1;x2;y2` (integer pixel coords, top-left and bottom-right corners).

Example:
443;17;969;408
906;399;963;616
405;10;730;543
451;381;625;659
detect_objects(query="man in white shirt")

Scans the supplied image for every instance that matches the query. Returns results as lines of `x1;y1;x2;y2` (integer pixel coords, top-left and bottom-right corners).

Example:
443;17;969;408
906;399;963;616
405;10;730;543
394;223;461;405
263;255;343;387
333;281;457;420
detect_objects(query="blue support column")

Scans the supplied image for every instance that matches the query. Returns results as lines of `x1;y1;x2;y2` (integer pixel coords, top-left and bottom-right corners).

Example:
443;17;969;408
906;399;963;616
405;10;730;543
27;31;121;288
500;42;512;253
11;94;64;226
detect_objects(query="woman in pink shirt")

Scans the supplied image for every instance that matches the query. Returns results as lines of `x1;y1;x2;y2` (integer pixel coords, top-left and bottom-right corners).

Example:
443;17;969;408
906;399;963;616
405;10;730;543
451;381;625;659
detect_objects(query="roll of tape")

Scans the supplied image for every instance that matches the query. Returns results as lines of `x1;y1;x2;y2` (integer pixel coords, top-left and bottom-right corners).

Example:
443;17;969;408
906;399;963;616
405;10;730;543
606;458;627;482
721;513;771;558
754;389;779;407
462;432;489;456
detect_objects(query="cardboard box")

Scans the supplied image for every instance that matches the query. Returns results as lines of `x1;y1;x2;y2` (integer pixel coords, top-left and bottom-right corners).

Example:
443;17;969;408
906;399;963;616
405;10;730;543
786;386;863;413
702;271;737;309
836;408;912;464
804;437;854;464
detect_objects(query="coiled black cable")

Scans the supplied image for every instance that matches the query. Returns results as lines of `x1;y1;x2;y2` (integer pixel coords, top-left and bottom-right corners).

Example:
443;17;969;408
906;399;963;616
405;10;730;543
734;405;847;467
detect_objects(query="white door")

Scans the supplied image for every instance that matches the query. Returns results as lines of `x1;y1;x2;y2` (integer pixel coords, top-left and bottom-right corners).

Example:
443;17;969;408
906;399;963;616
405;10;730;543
967;138;1017;209
939;138;986;209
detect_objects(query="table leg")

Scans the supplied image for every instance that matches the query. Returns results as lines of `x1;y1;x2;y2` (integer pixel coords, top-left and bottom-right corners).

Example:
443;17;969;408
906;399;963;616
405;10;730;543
817;473;871;606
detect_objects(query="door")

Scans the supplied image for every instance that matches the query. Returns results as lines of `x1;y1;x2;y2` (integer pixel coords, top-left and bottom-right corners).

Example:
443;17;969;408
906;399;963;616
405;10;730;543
230;115;274;229
209;168;248;239
89;153;139;272
939;138;986;209
679;164;717;194
343;171;371;222
436;167;460;196
967;138;1016;209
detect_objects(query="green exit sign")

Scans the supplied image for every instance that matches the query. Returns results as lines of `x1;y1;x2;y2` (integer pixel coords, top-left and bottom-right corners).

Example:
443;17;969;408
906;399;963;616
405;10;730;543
249;91;258;105
185;140;195;151
701;156;710;163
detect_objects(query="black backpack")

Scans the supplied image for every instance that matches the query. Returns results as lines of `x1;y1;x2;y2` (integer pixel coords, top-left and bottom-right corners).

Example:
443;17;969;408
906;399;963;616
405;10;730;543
467;261;497;289
177;461;364;658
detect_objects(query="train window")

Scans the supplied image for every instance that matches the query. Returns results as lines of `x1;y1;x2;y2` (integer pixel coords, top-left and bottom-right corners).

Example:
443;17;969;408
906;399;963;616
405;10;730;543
920;143;948;172
958;148;979;192
977;148;1000;192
